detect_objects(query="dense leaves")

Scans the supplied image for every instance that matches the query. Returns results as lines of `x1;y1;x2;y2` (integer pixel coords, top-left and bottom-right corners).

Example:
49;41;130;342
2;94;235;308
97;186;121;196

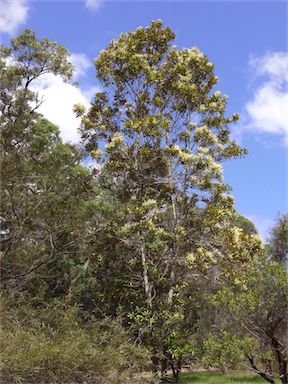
0;300;149;384
0;25;286;384
210;232;287;383
0;31;95;301
77;20;263;382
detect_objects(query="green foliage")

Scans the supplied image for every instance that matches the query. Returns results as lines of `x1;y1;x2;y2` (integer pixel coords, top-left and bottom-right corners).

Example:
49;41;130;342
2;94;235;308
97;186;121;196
0;29;97;302
0;300;150;384
266;214;288;265
212;259;287;383
201;331;255;371
233;214;258;235
78;21;256;378
1;26;284;384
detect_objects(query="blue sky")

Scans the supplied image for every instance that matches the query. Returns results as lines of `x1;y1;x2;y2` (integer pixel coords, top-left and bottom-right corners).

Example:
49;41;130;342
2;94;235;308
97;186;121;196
0;0;287;239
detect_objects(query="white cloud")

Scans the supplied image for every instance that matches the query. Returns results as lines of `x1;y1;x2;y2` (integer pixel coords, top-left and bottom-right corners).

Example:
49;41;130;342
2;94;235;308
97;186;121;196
29;51;100;144
0;0;28;35
250;52;288;84
85;0;103;11
70;53;92;79
82;85;99;101
246;84;287;137
245;51;288;145
31;51;100;144
32;74;89;144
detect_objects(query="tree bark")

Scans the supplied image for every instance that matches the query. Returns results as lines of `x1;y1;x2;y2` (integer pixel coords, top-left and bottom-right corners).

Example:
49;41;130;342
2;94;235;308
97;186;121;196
151;354;159;374
167;199;178;305
268;333;288;384
246;355;275;384
140;233;152;310
170;357;182;383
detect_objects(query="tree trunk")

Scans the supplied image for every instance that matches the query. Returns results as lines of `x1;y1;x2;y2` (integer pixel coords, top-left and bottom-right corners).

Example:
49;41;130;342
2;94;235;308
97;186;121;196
159;358;170;383
151;354;159;374
167;199;178;305
246;355;276;384
170;357;182;383
140;233;152;310
269;334;288;384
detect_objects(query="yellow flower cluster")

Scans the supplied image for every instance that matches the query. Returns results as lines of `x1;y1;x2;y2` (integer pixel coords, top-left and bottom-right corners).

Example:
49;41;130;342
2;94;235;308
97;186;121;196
194;125;218;145
141;199;157;211
105;132;124;151
185;247;217;269
167;145;194;164
90;149;102;158
178;151;193;164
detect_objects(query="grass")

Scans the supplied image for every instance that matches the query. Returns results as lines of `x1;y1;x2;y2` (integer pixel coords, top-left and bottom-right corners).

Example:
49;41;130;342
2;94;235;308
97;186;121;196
179;371;281;383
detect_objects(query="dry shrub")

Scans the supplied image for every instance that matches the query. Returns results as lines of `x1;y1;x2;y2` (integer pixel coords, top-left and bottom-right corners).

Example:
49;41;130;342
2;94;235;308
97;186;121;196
0;299;150;384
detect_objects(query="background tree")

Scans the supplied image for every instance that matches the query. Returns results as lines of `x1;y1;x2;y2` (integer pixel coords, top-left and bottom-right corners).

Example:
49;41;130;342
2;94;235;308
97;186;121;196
266;214;288;266
0;30;97;301
0;30;150;384
233;214;258;235
211;216;288;384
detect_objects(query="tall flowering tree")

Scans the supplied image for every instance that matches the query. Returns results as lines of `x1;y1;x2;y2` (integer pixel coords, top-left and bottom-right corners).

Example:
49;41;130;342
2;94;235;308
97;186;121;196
78;20;262;381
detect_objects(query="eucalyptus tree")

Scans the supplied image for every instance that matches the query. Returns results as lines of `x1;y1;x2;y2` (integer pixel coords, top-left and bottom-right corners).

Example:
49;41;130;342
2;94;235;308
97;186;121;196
78;20;262;381
267;214;288;266
0;30;96;301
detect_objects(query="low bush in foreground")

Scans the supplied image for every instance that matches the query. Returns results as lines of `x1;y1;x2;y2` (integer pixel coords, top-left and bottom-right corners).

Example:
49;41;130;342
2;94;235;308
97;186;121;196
0;300;150;384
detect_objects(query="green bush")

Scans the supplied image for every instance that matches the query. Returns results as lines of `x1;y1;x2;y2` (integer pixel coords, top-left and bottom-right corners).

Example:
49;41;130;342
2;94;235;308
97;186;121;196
0;300;150;383
201;331;254;372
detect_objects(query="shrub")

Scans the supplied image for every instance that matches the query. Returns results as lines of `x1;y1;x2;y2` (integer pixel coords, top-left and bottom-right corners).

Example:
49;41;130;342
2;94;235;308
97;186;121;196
201;331;255;372
0;299;150;383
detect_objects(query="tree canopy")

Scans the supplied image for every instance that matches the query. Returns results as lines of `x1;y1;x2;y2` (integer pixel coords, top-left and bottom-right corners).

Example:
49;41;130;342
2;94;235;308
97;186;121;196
0;24;286;384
